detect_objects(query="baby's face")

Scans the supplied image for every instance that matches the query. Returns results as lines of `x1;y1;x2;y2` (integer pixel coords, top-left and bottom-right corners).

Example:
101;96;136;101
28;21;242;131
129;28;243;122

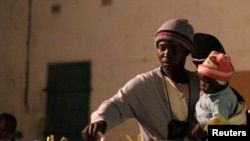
198;73;225;94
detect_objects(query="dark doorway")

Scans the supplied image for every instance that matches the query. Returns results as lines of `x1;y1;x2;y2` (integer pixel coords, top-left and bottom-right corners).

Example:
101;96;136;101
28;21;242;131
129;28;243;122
44;61;91;141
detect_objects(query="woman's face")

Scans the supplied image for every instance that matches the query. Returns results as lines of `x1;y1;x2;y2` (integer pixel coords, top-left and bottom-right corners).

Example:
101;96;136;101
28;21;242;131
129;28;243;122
157;40;188;71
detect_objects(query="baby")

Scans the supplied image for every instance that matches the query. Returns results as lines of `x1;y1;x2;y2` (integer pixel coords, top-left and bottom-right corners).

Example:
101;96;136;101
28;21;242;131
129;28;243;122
191;51;246;137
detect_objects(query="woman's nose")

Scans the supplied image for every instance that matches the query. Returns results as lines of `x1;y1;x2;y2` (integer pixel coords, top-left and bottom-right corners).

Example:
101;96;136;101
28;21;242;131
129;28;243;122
163;49;171;56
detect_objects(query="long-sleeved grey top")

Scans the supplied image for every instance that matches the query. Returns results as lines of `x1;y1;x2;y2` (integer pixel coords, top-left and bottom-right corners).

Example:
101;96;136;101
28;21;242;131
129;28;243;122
91;67;200;140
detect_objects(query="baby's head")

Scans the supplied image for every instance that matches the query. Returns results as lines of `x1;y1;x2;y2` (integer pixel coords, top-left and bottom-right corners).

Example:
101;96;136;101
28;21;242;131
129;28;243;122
197;51;234;93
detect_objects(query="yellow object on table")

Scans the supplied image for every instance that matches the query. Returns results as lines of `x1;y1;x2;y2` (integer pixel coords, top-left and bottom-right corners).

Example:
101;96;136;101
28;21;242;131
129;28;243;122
46;136;50;141
46;134;55;141
50;135;54;141
126;134;134;141
137;134;141;141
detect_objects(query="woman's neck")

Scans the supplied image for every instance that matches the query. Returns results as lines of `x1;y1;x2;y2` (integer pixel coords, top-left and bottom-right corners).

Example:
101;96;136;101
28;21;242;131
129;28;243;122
161;67;188;83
